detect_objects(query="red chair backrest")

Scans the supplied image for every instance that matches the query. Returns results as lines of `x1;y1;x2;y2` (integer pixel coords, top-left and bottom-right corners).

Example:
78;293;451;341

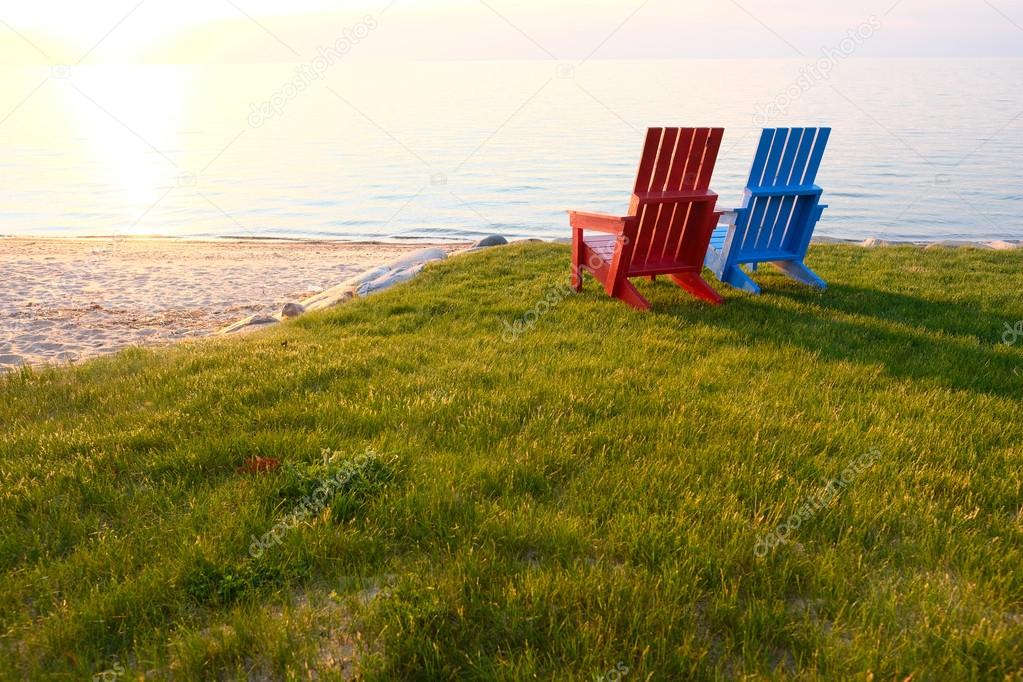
626;127;723;272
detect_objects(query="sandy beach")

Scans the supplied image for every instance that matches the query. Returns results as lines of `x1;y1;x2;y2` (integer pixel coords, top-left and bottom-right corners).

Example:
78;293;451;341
0;238;463;372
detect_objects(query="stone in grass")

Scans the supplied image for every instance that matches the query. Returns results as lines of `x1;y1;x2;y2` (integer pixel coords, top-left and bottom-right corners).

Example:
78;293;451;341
218;313;278;335
281;302;305;318
471;235;508;249
861;237;895;248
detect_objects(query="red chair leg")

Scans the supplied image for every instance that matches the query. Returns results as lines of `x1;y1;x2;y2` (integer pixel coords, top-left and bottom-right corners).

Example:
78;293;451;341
571;228;584;292
670;273;724;305
612;278;651;310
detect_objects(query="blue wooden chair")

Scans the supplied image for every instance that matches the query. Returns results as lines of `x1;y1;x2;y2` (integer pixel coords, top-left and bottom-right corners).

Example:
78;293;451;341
705;127;831;294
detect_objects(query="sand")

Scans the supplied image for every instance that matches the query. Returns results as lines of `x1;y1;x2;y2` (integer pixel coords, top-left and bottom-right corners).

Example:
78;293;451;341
1;238;463;372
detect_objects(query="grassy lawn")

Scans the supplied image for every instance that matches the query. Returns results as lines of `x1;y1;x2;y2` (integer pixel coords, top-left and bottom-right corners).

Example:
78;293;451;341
2;242;1022;680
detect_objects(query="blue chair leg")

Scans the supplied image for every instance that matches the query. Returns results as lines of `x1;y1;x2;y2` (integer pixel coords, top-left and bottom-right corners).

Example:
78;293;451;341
721;265;761;295
771;260;826;289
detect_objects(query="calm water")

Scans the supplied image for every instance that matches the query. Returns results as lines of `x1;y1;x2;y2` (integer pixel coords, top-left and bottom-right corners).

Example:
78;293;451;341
1;59;1021;243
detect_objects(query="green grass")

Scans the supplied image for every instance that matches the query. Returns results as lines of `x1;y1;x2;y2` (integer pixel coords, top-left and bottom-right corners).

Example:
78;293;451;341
2;243;1022;680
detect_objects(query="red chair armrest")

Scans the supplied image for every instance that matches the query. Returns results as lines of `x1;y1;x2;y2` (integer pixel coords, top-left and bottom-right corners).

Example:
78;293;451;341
568;211;632;234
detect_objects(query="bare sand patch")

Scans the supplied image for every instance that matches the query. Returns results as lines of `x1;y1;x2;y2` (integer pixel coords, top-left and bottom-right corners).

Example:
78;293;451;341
1;237;464;371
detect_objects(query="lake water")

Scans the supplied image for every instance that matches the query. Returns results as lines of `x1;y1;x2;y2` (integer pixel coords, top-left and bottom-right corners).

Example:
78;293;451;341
1;59;1021;243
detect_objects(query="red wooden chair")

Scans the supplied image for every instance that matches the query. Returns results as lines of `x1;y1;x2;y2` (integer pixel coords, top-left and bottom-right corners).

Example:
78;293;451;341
568;127;725;310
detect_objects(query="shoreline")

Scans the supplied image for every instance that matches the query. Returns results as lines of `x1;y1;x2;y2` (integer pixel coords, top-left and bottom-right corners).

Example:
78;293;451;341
3;234;1022;247
2;235;1019;373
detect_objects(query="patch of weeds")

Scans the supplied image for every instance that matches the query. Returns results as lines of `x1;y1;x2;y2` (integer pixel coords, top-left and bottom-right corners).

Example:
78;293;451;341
183;450;399;607
183;556;286;607
277;448;398;524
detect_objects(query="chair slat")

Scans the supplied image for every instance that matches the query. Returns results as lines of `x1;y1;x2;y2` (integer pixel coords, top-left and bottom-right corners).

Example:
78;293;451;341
633;128;663;194
681;128;710;191
674;202;713;262
768;195;796;251
646;201;678;263
663;201;693;261
696;128;724;190
788;128;816;186
709;226;728;250
635;190;717;202
746;128;776;188
666;128;696;191
776;128;804;188
649;127;680;192
742;196;771;254
760;128;790;188
632;202;659;263
802;128;831;184
780;195;817;252
756;196;784;251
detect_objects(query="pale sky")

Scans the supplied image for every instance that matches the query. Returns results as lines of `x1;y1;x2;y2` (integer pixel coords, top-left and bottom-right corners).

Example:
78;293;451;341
1;0;1022;64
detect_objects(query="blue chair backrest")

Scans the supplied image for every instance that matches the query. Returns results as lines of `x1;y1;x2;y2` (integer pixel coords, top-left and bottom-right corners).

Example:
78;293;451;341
732;128;830;261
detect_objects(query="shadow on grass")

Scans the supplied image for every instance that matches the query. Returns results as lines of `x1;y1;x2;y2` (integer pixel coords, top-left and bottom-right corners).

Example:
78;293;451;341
779;283;1021;344
651;283;1022;402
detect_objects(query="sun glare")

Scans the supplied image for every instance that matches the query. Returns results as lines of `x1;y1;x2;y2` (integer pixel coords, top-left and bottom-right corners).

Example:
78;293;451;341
52;65;189;231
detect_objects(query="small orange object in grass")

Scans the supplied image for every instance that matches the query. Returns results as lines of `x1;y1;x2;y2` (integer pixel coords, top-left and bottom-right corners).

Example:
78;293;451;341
238;456;281;474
